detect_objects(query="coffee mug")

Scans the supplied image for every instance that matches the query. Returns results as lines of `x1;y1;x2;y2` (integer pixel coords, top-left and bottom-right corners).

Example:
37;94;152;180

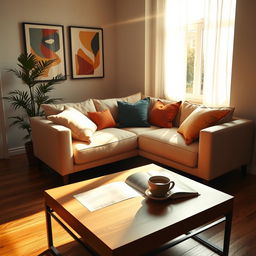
148;176;175;197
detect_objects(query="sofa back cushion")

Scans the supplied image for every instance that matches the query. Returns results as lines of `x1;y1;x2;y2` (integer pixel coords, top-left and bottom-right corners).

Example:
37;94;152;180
93;92;141;121
41;99;96;117
179;101;202;126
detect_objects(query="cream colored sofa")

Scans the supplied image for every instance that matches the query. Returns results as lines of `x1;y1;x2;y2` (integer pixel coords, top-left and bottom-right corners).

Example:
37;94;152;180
30;93;254;183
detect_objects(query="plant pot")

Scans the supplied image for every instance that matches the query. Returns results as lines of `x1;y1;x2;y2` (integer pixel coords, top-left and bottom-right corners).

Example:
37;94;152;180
25;141;37;166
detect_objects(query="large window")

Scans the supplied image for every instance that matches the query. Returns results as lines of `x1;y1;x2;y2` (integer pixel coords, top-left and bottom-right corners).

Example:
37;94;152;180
186;20;204;102
161;0;236;106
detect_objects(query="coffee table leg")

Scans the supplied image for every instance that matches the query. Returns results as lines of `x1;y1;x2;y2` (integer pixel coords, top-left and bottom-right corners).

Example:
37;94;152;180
192;212;233;256
45;204;62;256
223;211;233;256
46;205;53;248
150;213;232;256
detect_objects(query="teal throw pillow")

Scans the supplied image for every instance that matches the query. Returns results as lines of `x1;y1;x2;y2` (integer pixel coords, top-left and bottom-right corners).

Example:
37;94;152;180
117;97;150;127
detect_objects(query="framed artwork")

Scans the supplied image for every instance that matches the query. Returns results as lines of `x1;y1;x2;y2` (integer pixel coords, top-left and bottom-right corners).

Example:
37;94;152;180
69;26;104;79
22;22;67;81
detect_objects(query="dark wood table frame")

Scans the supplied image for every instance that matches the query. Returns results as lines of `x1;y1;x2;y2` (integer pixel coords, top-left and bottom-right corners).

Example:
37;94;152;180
45;199;233;256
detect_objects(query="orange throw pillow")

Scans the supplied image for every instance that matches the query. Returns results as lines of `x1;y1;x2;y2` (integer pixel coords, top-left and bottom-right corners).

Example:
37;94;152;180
149;100;182;128
88;109;116;130
177;107;231;145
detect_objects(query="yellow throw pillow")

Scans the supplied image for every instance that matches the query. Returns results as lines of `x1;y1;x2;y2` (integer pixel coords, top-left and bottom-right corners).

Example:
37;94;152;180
47;106;97;143
179;101;235;126
88;109;117;130
177;107;231;145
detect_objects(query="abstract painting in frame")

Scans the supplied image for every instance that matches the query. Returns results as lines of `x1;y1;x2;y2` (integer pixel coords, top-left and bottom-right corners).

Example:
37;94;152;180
69;26;104;79
23;22;67;81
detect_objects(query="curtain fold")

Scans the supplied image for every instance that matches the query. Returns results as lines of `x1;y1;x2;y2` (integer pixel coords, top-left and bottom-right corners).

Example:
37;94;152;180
145;0;166;98
164;0;188;101
202;0;236;106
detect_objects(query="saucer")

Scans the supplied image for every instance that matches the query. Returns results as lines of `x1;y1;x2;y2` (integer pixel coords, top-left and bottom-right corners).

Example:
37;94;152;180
145;189;172;201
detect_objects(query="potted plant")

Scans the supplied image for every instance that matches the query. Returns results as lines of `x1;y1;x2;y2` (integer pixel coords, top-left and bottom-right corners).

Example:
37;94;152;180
4;53;64;165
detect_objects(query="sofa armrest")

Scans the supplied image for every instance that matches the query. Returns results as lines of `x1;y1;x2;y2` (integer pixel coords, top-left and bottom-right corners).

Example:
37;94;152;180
30;116;74;176
198;118;254;180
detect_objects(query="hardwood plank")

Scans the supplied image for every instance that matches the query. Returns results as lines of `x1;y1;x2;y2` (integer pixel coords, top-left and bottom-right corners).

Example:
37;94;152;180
1;154;256;255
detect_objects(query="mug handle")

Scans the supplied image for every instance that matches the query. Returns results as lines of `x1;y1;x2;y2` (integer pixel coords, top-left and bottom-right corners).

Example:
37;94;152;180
168;181;175;191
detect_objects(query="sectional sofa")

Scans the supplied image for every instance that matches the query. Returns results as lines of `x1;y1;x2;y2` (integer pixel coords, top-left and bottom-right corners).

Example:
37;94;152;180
30;93;254;183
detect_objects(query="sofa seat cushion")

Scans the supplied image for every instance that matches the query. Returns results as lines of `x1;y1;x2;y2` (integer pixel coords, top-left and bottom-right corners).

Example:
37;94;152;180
138;128;199;168
72;128;137;164
122;126;160;135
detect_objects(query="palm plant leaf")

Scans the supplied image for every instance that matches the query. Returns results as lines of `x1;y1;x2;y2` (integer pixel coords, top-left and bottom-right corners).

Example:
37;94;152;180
30;59;56;84
4;90;34;116
17;53;37;71
4;53;64;141
3;90;31;110
9;116;31;139
34;80;63;115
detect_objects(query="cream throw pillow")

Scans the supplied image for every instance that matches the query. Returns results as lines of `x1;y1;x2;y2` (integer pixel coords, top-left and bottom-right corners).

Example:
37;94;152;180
47;107;97;143
177;107;231;145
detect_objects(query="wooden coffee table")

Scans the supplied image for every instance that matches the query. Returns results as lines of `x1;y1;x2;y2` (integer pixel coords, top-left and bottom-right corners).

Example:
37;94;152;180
44;164;233;256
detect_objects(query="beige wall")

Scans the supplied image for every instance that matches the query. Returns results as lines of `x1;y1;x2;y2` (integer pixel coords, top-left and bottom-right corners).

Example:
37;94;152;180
115;0;145;97
0;0;117;151
231;0;256;174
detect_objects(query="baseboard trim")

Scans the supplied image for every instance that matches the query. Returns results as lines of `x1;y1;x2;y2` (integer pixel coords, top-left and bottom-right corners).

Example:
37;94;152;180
9;146;25;156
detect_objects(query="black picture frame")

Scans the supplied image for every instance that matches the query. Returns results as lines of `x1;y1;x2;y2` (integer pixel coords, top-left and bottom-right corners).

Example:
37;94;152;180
22;22;67;81
69;26;104;79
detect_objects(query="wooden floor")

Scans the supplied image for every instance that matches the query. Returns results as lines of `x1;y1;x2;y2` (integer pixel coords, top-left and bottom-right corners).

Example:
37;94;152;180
0;154;256;256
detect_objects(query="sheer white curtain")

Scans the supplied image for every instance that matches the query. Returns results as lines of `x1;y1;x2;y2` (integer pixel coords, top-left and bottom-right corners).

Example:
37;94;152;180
203;0;236;106
145;0;166;98
145;0;187;100
164;0;188;101
145;0;236;106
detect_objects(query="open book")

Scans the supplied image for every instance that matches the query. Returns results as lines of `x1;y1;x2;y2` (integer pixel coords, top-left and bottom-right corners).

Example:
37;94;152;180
74;169;199;211
125;169;199;200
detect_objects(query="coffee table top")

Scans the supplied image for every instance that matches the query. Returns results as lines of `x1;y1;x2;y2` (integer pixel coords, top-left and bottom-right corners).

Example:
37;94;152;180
45;164;233;256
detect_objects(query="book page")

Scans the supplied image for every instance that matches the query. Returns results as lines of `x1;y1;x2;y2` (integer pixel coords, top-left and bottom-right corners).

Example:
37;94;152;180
74;182;141;212
125;172;151;193
125;169;164;193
